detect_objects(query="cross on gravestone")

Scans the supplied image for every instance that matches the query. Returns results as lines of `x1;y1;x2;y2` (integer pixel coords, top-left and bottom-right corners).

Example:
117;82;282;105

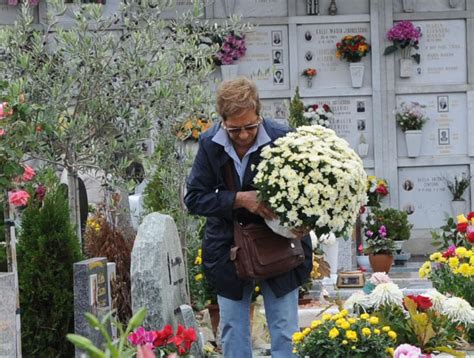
0;273;16;358
73;258;111;358
177;304;204;358
131;213;188;331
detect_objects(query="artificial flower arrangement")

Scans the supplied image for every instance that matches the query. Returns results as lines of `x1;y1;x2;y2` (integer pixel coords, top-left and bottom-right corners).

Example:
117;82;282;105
292;308;396;358
445;174;471;201
253;125;367;238
365;175;389;208
335;35;371;63
214;32;246;66
383;21;422;64
395;101;429;132
301;68;317;79
175;115;212;142
344;273;472;356
302;103;333;128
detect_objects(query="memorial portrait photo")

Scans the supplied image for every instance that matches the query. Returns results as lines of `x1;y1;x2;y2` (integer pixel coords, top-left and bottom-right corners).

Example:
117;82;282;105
273;50;282;64
438;128;450;145
404;204;415;215
437;96;449;112
403;179;414;191
274;104;286;119
357;119;366;131
272;31;282;46
273;69;284;84
357;101;365;112
305;30;312;41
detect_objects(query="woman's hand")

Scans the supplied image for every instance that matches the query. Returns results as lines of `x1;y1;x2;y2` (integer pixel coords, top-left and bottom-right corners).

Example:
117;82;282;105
234;191;277;220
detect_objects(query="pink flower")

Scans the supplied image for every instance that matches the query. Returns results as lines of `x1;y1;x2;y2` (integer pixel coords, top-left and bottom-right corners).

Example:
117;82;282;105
35;185;46;201
22;165;36;182
8;190;30;207
379;225;387;237
0;129;5;136
394;344;422;358
128;327;158;349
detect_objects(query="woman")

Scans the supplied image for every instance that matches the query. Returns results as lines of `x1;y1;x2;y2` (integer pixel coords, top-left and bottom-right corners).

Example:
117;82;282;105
184;77;312;358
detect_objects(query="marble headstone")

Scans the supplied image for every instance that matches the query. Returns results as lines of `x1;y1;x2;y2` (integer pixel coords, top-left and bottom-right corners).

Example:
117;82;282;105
131;213;188;330
0;273;16;358
73;258;111;358
106;262;117;340
177;304;204;358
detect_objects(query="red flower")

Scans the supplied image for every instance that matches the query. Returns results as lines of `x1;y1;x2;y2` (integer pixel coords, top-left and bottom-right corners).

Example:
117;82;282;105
375;184;388;196
467;231;474;243
22;165;36;182
35;185;46;201
467;212;474;221
323;104;330;112
168;325;197;354
312;104;319;110
405;295;432;311
153;324;174;347
457;222;469;233
442;245;456;258
9;190;30;207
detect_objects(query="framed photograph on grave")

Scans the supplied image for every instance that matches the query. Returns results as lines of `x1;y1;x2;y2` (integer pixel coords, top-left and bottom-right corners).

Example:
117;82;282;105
272;50;283;64
271;31;282;46
437;96;449;113
438;128;450;145
273;69;284;85
304;30;312;41
336;271;365;288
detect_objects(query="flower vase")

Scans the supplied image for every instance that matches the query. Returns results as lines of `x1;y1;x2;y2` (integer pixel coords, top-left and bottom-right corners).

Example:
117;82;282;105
349;62;364;88
321;240;339;278
369;254;394;273
358;143;369;158
393;240;404;254
307;78;313;88
402;0;415;12
399;58;412;78
451;200;467;217
405;130;422;157
356;255;371;271
220;64;239;81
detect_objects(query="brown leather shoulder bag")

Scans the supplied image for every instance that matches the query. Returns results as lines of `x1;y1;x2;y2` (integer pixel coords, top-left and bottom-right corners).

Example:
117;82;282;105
224;161;305;280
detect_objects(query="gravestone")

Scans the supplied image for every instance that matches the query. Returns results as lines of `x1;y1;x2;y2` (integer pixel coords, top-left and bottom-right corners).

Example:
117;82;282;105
131;213;188;330
0;273;16;358
177;304;204;358
106;262;117;340
73;257;111;358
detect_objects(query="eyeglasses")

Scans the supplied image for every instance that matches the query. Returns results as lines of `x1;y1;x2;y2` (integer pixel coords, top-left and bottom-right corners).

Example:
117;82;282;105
222;117;262;135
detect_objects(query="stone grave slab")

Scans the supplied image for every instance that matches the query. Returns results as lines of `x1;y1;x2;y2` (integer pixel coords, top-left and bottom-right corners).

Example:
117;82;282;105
0;273;16;358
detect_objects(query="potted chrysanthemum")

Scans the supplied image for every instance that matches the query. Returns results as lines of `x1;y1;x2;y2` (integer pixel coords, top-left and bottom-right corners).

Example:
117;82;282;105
214;32;246;81
253;125;367;240
395;101;428;158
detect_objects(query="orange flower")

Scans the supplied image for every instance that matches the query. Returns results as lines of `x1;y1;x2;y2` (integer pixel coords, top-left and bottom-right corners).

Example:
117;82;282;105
191;129;200;139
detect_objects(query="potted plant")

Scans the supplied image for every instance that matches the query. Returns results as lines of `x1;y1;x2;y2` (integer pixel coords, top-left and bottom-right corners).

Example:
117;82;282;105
444;174;471;217
335;34;371;88
363;209;398;273
301;68;317;88
368;207;412;255
384;21;422;78
395;101;428;157
214;32;246;81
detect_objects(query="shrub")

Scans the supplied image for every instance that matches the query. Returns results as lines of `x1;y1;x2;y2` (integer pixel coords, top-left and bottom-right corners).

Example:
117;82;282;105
17;186;82;357
366;207;412;242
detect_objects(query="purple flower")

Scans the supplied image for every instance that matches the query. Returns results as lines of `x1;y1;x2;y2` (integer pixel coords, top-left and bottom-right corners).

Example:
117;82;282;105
216;33;246;65
378;225;387;237
387;21;421;46
365;230;373;237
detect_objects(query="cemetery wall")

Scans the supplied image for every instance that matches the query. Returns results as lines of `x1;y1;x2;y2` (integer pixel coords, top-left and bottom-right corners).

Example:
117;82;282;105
1;0;473;254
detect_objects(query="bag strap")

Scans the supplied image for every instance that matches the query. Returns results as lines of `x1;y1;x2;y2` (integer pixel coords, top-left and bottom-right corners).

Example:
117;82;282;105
224;160;236;192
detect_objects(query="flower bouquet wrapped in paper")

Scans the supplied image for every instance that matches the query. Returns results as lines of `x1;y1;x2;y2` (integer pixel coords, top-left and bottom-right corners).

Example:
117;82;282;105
253;125;367;238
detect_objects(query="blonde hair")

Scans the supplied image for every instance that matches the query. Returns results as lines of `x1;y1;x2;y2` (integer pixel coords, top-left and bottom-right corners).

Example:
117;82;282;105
216;77;261;120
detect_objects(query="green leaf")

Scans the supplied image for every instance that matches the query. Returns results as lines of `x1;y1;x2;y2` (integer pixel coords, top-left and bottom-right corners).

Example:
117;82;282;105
383;45;398;56
85;312;101;329
66;334;106;357
126;307;147;333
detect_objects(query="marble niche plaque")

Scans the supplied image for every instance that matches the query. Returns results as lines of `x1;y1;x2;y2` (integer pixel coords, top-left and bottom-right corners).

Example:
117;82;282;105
297;22;371;92
396;20;466;85
213;0;287;18
399;165;470;229
261;98;289;125
393;0;466;12
396;93;467;157
303;96;374;161
239;25;290;91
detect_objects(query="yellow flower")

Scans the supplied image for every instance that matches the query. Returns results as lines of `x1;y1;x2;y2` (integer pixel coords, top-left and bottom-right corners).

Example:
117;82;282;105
310;320;322;329
331;313;342;321
198;249;202;256
352;346;356;350
456;247;468;258
470;256;474;265
465;250;473;258
195;273;203;281
342;340;348;345
362;327;371;337
459;263;470;276
457;214;468;223
322;313;332;321
374;328;381;335
368;316;379;325
360;313;369;320
348;318;357;324
340;321;350;330
344;35;353;41
292;332;304;343
335;51;342;59
328;327;340;339
345;330;357;341
469;266;474;276
449;257;460;268
430;252;442;262
303;328;311;337
340;309;349;317
194;256;202;265
388;330;397;340
382;326;391;332
254;286;260;293
386;347;394;356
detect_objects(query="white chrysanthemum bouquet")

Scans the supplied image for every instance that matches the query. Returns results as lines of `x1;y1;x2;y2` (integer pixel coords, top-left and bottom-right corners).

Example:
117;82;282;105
253;125;367;238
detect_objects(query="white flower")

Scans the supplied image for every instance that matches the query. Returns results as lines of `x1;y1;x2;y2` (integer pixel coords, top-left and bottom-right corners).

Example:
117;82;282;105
344;291;370;312
368;272;392;285
421;289;446;312
442;297;474;325
367;282;404;309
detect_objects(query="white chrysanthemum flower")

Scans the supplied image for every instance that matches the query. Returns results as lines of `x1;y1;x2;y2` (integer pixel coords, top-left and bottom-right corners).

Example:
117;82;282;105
421;289;446;312
442;297;474;325
369;272;392;285
344;291;370;312
367;282;404;309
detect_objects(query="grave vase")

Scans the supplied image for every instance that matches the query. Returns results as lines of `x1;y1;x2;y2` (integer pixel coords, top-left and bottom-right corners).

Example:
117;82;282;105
307;78;313;88
358;143;369;158
451;200;467;217
220;64;239;81
402;0;415;12
349;62;364;88
321;240;339;277
356;255;371;271
399;58;412;78
405;130;422;158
